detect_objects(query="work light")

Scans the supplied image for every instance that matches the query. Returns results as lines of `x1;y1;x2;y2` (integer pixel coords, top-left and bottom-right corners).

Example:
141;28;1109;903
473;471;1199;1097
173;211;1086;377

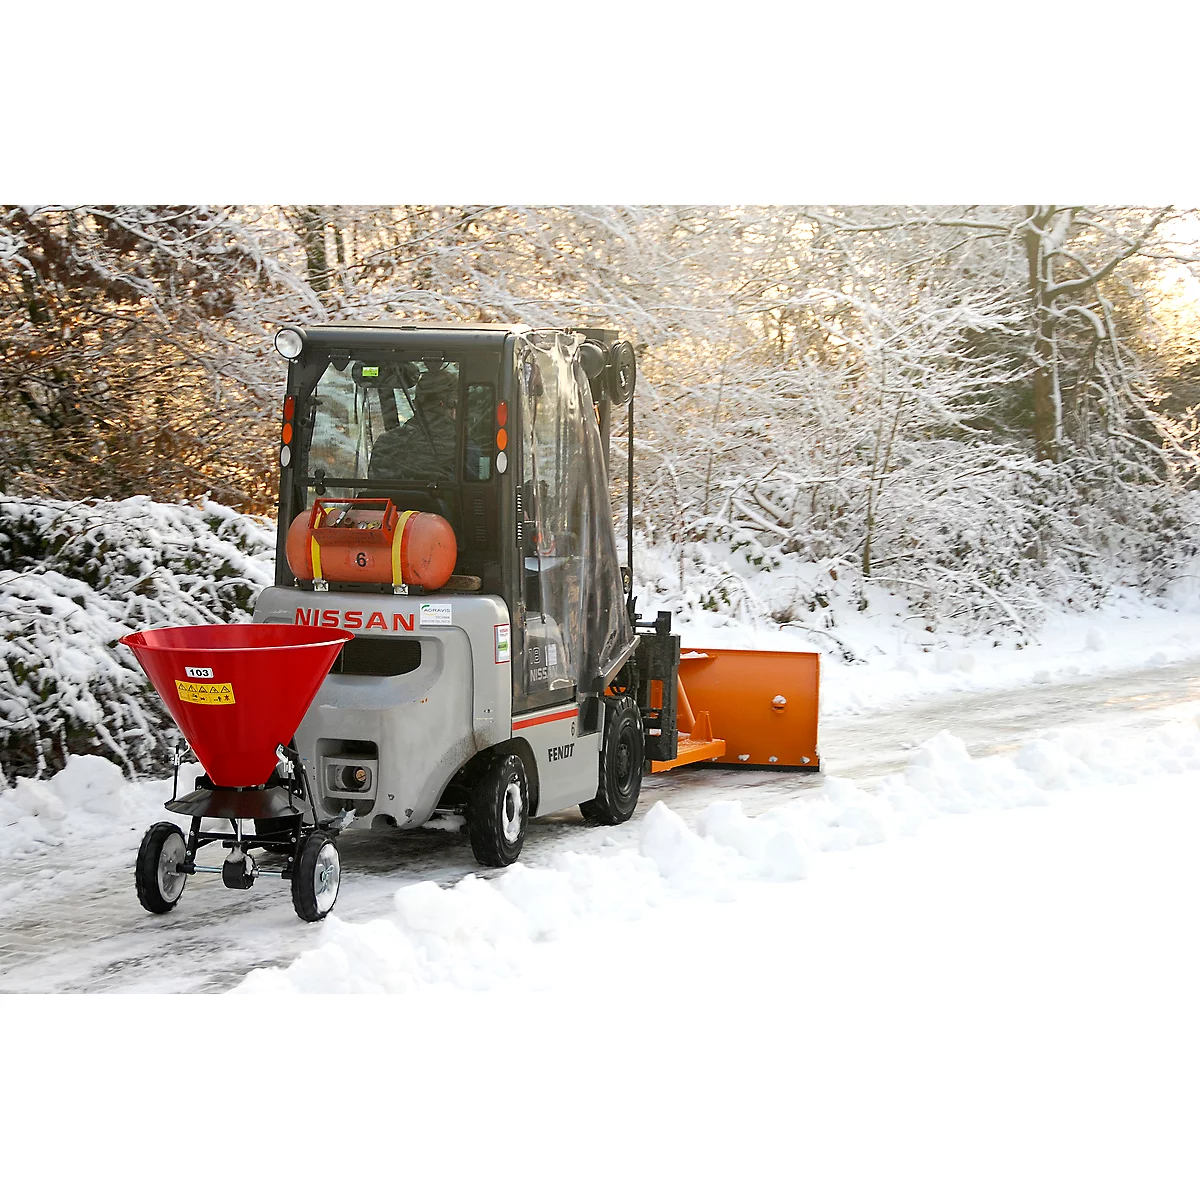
274;327;304;360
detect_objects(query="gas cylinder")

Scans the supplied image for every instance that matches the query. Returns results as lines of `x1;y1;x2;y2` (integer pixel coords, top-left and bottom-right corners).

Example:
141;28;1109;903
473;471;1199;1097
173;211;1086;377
286;501;457;591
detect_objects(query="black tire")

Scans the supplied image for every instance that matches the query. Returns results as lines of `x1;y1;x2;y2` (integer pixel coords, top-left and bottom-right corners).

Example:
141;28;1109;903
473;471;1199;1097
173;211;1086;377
135;822;188;914
291;831;341;922
580;695;644;825
467;753;529;868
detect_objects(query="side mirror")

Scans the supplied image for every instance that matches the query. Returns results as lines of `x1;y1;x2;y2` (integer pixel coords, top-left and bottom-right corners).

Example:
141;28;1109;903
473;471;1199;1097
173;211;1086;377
607;341;637;405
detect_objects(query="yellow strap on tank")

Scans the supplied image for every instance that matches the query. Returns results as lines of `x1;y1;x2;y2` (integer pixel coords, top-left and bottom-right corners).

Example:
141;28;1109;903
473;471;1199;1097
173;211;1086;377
392;510;418;587
310;504;325;581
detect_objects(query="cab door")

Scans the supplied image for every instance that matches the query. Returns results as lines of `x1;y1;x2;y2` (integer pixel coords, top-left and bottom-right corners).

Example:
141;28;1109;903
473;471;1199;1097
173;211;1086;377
506;335;604;812
512;336;583;714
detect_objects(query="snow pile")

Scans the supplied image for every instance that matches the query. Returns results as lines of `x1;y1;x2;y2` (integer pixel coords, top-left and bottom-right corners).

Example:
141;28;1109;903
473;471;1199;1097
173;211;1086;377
642;799;810;893
0;494;274;781
0;754;168;863
234;714;1200;994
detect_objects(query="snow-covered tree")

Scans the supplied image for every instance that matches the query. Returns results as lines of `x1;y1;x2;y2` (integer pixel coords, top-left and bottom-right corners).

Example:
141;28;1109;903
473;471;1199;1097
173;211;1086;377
3;203;1197;635
0;205;311;506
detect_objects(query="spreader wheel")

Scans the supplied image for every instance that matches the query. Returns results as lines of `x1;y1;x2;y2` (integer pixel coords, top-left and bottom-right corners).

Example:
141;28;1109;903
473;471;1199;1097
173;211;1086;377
291;831;341;922
580;695;644;826
467;753;529;868
135;822;188;914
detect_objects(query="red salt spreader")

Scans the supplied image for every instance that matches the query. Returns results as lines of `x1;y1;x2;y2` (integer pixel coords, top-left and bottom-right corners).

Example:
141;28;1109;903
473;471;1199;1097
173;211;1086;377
121;624;353;922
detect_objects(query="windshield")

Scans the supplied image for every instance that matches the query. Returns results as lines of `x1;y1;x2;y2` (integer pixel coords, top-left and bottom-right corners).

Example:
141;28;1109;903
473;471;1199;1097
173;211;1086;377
305;357;476;484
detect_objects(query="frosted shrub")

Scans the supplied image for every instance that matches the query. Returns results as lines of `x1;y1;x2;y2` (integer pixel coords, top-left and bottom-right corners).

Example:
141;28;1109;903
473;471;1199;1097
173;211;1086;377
0;495;274;781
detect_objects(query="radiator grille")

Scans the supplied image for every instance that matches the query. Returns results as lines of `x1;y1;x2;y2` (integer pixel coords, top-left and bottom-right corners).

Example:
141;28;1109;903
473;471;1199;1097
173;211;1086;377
330;637;422;677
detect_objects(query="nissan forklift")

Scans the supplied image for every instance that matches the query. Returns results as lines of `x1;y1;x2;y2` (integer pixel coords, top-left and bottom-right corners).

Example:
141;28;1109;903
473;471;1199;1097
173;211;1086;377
251;322;819;870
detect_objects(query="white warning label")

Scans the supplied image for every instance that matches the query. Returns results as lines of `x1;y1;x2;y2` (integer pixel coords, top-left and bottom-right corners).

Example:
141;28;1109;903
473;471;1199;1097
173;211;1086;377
420;602;451;627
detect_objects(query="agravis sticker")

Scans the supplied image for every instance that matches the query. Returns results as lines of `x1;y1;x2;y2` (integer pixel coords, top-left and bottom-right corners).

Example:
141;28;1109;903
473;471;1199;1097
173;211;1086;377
420;602;451;627
175;680;236;706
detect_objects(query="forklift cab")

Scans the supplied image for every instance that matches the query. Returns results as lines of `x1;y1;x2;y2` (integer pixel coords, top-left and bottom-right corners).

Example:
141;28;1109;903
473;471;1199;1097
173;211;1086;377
272;323;636;720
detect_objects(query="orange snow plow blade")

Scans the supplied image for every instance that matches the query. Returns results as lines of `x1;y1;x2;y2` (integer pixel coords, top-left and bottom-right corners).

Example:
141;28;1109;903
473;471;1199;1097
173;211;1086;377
650;647;820;773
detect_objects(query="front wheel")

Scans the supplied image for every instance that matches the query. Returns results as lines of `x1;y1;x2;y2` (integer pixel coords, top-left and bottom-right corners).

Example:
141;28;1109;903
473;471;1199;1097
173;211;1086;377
291;832;341;922
467;753;529;868
580;695;644;826
135;822;188;914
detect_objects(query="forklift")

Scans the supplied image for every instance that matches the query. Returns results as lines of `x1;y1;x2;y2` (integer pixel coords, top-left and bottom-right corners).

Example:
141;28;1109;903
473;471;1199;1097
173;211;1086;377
249;322;819;874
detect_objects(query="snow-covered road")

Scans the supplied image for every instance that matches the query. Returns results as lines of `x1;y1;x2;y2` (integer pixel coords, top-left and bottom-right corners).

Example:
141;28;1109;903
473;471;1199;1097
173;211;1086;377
2;656;1198;994
350;764;1197;1199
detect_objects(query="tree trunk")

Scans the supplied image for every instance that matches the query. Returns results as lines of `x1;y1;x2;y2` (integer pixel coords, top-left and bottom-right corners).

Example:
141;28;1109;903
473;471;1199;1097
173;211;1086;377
294;206;329;293
1024;205;1059;461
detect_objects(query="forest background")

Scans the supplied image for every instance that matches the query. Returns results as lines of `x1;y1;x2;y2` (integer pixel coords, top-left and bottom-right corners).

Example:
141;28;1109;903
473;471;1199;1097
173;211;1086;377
3;204;1199;648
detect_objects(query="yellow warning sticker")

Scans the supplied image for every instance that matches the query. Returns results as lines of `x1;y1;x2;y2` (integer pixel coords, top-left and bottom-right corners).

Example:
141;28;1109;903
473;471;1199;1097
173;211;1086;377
175;680;236;706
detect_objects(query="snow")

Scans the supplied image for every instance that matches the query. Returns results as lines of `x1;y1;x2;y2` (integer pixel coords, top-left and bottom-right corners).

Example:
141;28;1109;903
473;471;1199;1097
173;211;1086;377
5;649;1200;1195
231;709;1200;995
0;493;273;781
664;581;1200;718
195;702;1200;1196
0;753;168;865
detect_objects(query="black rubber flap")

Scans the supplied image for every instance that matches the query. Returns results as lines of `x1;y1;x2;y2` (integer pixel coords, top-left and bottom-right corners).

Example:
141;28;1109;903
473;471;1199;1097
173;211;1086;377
166;786;302;821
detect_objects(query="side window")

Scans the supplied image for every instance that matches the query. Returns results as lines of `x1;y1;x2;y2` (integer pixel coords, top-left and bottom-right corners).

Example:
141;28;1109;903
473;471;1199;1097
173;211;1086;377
465;383;495;481
307;362;358;477
518;339;586;696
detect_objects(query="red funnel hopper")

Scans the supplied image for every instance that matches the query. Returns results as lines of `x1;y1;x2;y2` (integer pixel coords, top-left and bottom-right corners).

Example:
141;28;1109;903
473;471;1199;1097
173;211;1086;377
121;624;353;787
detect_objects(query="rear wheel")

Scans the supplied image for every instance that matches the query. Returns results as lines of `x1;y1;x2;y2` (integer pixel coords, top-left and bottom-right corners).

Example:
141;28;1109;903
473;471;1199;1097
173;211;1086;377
580;695;644;826
291;832;341;922
467;753;529;868
135;822;188;914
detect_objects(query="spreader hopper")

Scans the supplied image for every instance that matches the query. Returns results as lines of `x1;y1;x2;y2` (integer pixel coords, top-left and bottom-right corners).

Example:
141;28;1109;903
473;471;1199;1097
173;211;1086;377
121;624;351;787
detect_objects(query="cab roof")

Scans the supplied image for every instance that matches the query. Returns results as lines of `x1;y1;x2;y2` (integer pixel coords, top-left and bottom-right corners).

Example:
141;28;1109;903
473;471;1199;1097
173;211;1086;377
297;322;527;356
295;322;615;355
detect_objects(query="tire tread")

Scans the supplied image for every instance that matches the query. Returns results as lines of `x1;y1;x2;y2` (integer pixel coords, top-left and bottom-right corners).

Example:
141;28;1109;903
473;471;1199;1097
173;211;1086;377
580;695;644;826
467;753;529;868
135;821;186;914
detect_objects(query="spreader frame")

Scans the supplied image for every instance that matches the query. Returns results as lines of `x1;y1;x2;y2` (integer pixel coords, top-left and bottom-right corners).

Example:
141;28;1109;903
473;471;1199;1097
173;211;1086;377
152;745;348;905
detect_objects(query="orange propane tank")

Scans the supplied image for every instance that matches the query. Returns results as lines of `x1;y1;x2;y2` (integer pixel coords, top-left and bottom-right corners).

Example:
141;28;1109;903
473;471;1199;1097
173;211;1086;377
286;498;457;591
